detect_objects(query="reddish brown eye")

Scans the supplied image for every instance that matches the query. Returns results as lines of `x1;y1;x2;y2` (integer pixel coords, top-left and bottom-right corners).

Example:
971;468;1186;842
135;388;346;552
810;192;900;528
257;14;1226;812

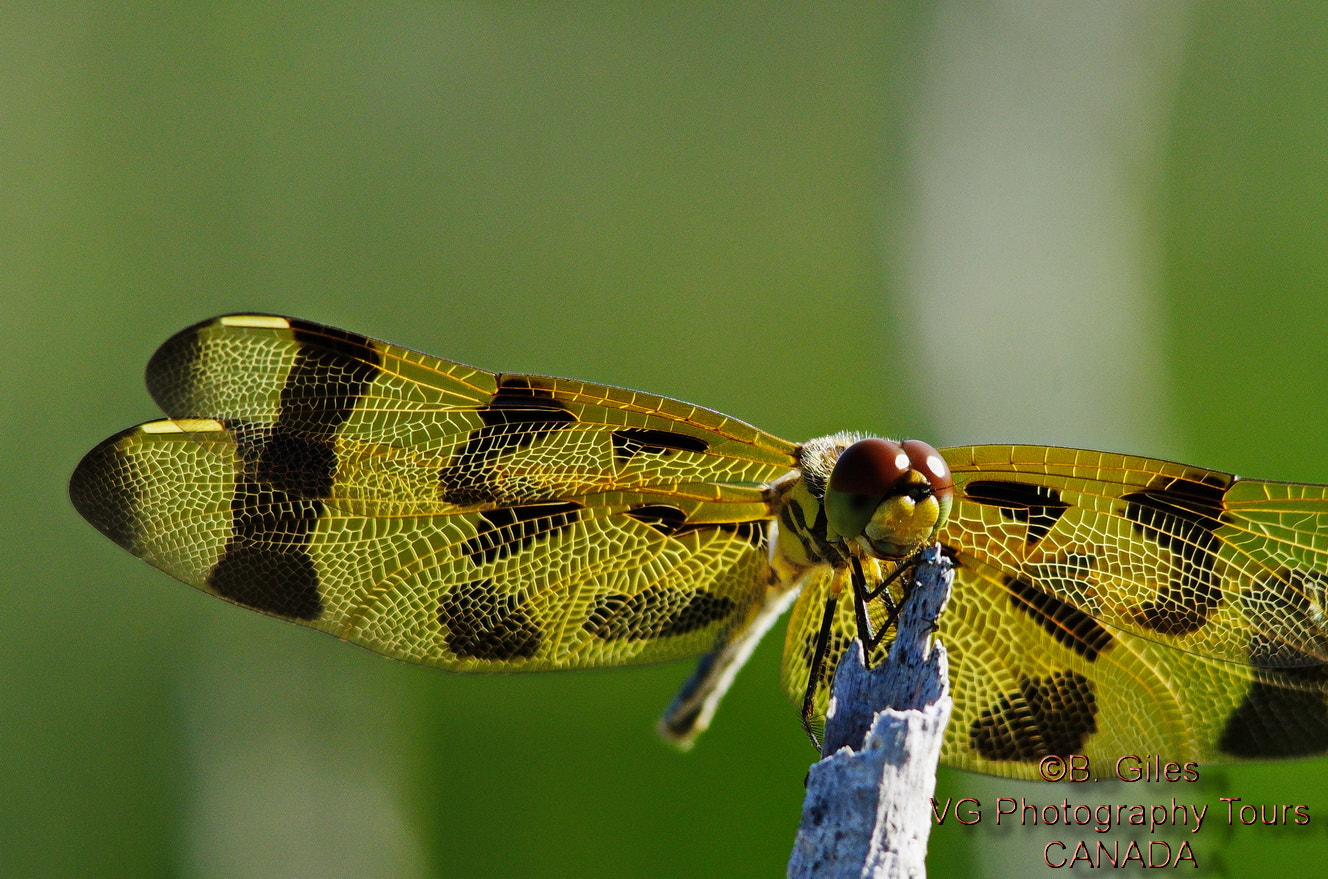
829;438;909;496
901;439;953;493
826;437;953;545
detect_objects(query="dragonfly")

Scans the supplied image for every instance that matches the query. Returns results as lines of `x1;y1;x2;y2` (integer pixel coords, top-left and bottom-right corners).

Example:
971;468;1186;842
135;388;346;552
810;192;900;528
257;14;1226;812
69;314;1328;778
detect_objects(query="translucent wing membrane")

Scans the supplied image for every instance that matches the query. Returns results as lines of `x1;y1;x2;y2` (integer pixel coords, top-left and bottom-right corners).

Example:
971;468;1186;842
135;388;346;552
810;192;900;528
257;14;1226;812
143;315;794;517
70;315;797;672
70;315;1328;777
942;445;1328;670
782;445;1328;778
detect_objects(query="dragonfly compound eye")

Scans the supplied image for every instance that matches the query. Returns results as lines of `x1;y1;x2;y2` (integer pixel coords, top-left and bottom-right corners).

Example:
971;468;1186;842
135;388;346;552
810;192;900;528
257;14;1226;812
826;437;953;558
826;438;910;541
901;438;954;499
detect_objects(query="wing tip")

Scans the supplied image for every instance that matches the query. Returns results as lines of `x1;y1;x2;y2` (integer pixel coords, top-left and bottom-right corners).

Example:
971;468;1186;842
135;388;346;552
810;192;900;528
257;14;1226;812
69;425;143;552
144;313;297;415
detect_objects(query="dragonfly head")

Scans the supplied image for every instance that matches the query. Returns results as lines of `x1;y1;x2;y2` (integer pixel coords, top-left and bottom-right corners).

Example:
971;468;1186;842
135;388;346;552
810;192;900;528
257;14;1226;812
824;437;953;559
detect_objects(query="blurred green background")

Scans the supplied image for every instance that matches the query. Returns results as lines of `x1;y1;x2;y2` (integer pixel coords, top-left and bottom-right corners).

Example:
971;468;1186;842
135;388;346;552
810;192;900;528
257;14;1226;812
6;3;1328;877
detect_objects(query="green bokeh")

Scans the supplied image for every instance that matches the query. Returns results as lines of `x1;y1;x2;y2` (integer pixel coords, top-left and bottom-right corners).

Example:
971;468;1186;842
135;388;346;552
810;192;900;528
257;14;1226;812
6;4;1328;877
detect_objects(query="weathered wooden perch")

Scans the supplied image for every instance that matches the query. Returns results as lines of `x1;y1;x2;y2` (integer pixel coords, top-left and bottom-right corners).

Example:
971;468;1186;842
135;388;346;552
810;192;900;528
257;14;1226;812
787;545;955;879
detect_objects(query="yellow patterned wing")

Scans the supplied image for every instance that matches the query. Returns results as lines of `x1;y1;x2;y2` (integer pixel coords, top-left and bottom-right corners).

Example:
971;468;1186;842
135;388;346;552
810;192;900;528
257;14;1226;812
78;317;1328;775
784;444;1328;778
70;314;798;672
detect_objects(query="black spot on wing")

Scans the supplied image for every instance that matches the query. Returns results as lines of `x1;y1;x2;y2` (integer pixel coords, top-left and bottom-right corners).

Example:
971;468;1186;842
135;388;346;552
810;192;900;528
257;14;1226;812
205;325;382;622
583;589;736;641
1220;569;1328;757
611;427;710;462
207;424;326;620
245;430;337;498
1220;624;1328;758
283;320;384;431
1005;573;1114;661
438;578;542;660
480;377;576;421
209;542;323;620
625;505;767;548
288;319;378;360
462;502;583;565
438;377;577;505
1122;476;1229;636
1219;670;1328;758
964;480;1069;546
970;671;1098;763
69;426;143;553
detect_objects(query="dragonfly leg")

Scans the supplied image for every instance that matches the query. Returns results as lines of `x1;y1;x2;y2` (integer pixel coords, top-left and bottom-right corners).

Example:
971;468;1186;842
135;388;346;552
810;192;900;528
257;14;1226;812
800;592;841;749
850;552;918;657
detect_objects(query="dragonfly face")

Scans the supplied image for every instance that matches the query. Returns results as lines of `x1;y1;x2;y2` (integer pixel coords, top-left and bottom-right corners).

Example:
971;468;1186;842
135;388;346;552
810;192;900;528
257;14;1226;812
824;437;954;560
70;314;1328;778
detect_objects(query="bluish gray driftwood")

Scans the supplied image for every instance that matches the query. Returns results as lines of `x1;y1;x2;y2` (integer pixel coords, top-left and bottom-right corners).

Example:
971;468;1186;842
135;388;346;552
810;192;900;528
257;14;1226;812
787;544;955;879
